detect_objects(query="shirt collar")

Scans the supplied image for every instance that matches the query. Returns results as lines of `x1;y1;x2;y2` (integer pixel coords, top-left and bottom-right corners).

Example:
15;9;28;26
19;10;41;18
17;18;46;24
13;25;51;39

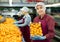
38;14;47;20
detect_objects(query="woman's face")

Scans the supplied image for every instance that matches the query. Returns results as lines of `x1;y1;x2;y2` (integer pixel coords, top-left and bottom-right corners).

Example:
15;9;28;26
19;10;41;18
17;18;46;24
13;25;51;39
36;5;45;16
21;11;26;15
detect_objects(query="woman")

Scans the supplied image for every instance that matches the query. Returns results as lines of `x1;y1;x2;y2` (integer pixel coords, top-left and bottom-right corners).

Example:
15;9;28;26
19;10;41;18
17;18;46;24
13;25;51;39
32;2;55;42
14;7;31;42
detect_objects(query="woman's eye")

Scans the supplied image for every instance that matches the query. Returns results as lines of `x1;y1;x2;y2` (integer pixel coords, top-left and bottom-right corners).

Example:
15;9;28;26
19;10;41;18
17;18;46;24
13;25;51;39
36;8;39;10
40;6;43;9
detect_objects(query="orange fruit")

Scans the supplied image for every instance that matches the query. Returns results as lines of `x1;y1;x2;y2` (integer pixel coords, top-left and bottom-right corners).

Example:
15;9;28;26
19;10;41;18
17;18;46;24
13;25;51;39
30;22;43;37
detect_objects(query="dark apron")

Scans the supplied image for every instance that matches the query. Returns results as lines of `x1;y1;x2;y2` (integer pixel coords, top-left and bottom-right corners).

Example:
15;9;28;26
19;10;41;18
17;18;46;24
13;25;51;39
19;18;31;42
33;18;51;42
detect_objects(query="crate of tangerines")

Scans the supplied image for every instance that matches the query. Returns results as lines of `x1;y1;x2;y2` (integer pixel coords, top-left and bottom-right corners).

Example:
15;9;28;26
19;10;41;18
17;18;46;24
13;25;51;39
30;22;43;37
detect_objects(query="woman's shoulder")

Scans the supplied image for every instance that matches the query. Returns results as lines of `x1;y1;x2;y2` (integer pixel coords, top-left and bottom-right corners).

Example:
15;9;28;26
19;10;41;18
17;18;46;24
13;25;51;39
24;14;31;18
33;16;39;22
46;14;54;19
34;16;39;20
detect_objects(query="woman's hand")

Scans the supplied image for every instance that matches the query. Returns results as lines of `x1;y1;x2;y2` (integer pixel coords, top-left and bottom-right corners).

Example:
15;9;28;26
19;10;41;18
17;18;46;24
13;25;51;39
31;36;46;40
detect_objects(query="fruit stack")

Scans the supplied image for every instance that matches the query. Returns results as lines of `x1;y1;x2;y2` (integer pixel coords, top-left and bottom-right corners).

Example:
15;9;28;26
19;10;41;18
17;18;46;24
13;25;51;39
0;16;22;42
30;22;43;37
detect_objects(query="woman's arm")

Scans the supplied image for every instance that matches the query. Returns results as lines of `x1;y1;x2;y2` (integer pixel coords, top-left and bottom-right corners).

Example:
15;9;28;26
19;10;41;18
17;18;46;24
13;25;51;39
45;17;55;39
16;16;31;27
14;19;23;23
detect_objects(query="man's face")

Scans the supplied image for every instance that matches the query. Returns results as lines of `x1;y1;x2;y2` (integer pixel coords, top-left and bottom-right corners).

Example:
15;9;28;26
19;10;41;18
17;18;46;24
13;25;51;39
36;5;45;16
